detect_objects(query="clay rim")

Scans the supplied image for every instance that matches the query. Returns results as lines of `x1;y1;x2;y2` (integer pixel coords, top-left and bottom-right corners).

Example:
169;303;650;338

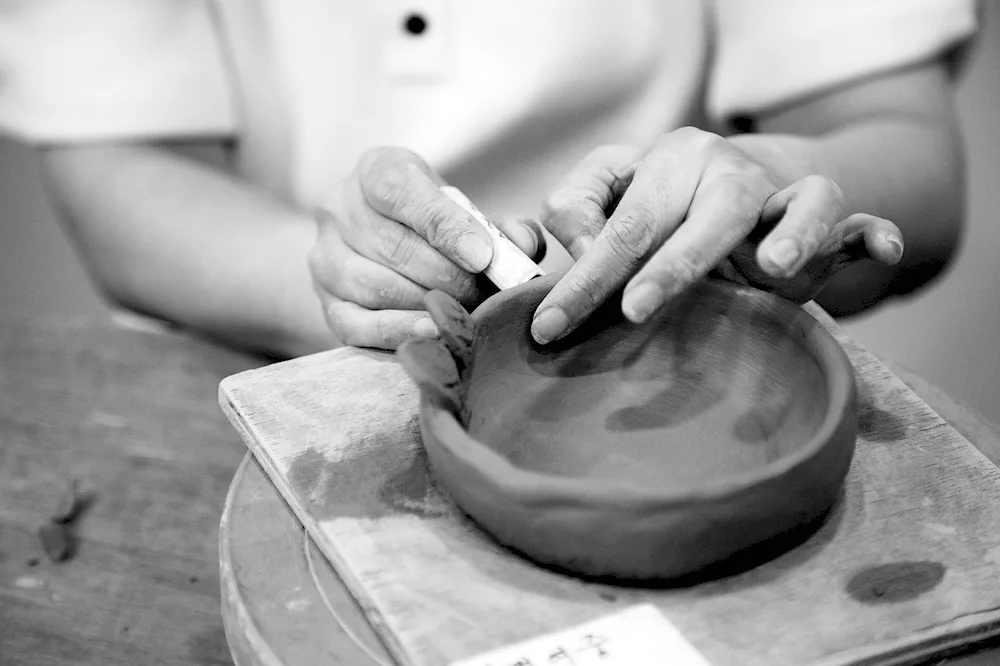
421;277;857;510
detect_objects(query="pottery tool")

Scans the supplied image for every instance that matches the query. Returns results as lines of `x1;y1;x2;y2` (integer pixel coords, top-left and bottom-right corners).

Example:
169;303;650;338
220;305;1000;666
440;185;544;290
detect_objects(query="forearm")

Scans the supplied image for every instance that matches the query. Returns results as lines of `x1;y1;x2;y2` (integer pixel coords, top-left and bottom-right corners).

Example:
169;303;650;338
730;62;965;315
39;143;334;358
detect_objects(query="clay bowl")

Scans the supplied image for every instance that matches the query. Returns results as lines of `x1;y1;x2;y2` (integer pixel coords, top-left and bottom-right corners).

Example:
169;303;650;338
397;273;857;582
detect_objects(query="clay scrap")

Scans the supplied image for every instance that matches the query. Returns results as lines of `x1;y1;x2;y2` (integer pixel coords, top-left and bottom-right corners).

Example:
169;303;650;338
38;477;93;563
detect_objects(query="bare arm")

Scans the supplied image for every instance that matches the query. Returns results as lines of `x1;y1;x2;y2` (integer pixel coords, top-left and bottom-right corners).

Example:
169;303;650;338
39;142;334;359
38;142;538;356
731;59;965;315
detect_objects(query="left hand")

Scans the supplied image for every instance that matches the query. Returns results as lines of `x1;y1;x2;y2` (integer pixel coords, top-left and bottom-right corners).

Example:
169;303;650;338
531;127;904;344
309;146;544;349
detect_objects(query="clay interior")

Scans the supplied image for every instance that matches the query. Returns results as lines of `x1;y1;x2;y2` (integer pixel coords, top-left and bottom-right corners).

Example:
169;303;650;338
464;282;830;492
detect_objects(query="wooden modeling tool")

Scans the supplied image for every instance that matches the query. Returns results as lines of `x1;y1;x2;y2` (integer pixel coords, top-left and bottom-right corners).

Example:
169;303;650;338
440;185;545;290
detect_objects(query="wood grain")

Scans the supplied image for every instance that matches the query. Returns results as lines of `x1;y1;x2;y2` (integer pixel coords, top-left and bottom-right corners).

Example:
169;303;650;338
0;316;261;666
220;303;1000;666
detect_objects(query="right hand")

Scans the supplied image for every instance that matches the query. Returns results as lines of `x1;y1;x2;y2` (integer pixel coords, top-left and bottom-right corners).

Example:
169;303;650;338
309;147;543;349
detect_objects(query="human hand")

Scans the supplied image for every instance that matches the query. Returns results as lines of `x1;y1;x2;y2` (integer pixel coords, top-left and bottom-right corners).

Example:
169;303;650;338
531;129;903;344
309;147;544;349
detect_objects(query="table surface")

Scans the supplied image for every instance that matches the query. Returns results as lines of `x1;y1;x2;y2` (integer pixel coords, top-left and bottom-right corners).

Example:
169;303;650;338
0;316;263;666
3;316;1000;666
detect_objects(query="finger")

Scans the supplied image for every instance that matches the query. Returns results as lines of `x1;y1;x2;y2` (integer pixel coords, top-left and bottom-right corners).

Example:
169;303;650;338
531;130;716;344
315;201;477;302
541;144;643;259
358;147;493;273
494;215;547;263
814;213;904;272
864;217;905;265
755;175;846;278
711;256;751;285
310;224;427;308
319;294;439;350
621;165;774;323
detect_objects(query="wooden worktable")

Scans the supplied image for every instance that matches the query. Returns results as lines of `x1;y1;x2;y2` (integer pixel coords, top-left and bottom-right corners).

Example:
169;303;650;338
0;316;262;666
2;315;1000;665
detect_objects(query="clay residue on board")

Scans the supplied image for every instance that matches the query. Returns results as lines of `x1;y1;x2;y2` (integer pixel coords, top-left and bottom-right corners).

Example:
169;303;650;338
379;450;451;518
845;561;946;604
286;434;450;521
857;403;909;443
855;374;909;443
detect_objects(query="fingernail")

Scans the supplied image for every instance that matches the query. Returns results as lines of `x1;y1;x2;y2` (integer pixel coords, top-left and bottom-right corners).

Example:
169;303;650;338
531;307;569;345
768;238;802;274
521;221;540;255
461;233;493;272
884;234;904;262
414;318;439;338
622;282;665;323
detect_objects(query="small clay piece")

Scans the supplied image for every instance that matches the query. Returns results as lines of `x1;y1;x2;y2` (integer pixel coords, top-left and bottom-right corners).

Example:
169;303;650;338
52;478;83;524
423;290;476;379
408;272;858;581
396;338;463;416
39;522;72;562
40;477;93;562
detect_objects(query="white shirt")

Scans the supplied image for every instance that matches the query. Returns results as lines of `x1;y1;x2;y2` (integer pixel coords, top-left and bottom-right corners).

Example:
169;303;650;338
0;0;978;230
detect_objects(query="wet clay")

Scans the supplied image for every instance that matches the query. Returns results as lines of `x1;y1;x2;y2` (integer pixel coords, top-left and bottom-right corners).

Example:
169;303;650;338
396;338;462;415
423;290;476;381
401;273;858;580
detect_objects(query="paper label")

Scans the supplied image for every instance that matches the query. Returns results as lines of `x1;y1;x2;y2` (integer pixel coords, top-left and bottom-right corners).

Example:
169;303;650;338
449;604;710;666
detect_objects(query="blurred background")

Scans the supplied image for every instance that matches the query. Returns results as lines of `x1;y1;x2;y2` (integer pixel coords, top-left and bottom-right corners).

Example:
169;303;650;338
0;3;997;422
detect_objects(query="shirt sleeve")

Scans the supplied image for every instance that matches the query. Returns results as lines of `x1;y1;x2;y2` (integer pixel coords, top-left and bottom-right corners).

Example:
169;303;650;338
0;0;237;143
707;0;979;122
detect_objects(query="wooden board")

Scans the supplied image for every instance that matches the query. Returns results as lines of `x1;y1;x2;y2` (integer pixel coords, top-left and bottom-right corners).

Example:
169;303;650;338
219;305;1000;666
